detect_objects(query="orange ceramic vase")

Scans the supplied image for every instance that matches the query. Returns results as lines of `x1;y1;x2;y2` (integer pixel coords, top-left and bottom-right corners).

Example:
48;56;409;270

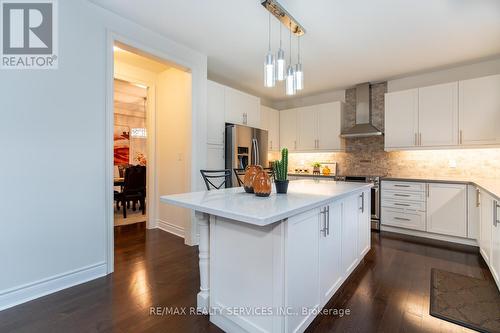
253;170;271;197
243;165;263;193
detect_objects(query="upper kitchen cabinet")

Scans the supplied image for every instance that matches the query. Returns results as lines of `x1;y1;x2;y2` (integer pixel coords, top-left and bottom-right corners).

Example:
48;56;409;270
385;89;419;149
297;105;318;150
317;102;344;151
207;80;226;145
260;105;280;151
224;86;261;128
281;102;344;152
280;108;298;151
459;74;500;146
418;82;458;147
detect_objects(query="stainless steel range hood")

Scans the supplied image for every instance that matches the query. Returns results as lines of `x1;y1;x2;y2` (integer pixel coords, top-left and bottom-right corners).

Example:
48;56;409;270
341;83;383;138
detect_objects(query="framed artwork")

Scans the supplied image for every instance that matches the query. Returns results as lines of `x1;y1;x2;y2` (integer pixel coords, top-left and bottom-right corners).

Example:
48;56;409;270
114;125;130;165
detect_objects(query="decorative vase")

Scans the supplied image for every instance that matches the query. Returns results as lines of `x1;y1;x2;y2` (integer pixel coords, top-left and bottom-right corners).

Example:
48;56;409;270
243;165;263;193
322;166;331;176
253;170;271;197
275;180;289;194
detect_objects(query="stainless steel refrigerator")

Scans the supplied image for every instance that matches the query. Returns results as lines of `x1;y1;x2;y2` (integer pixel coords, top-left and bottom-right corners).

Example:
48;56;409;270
225;124;268;186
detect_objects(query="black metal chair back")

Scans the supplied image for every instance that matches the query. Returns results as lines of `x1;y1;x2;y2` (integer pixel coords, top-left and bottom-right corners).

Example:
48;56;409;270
233;168;245;187
200;169;232;190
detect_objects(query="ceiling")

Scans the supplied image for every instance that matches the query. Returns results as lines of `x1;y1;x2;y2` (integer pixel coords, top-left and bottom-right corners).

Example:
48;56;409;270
114;79;147;115
92;0;500;103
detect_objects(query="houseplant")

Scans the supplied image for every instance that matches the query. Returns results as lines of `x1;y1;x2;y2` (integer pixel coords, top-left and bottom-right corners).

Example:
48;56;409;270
273;148;289;194
312;162;321;174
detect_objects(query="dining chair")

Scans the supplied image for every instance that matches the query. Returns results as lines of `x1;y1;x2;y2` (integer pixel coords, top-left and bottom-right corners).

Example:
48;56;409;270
233;168;246;187
114;165;146;218
200;169;232;190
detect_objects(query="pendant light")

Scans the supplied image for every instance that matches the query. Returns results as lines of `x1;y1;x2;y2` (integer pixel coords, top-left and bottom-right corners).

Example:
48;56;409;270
294;35;304;90
264;12;275;88
276;24;286;81
285;22;296;96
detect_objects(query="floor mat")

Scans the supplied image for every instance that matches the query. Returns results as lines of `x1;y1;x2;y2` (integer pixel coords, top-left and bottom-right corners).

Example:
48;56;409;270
430;268;500;333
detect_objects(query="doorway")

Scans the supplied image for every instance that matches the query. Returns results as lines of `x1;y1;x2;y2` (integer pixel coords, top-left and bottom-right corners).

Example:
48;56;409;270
109;41;193;272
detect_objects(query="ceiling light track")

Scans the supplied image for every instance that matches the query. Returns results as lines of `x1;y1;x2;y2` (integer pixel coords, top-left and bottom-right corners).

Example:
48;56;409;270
260;0;306;36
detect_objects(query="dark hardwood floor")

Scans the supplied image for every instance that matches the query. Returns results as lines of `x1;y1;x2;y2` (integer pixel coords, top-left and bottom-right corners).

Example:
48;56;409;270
0;223;491;333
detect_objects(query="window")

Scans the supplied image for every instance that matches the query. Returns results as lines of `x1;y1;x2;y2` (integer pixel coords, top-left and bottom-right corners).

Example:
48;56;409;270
131;128;147;138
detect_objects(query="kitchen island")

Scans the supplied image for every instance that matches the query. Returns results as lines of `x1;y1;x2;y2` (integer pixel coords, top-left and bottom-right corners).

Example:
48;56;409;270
160;179;372;333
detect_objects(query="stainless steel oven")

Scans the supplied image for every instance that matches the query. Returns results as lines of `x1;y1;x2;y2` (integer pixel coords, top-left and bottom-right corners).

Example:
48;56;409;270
335;175;381;231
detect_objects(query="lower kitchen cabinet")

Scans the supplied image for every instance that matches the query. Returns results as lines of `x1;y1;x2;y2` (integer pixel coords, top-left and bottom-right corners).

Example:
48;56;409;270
285;208;320;333
319;201;342;306
491;197;500;288
358;190;371;257
480;192;493;264
426;183;467;237
341;194;360;277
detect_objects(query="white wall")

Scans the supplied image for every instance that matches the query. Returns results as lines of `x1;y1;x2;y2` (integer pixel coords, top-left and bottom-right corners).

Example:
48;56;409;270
388;57;500;92
272;89;346;110
0;0;207;310
157;68;192;237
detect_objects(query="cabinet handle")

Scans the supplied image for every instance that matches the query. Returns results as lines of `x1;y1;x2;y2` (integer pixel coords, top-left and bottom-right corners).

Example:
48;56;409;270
317;139;320;149
360;192;365;213
394;184;410;188
419;133;422;146
320;207;327;236
476;188;480;208
414;133;417;146
494;201;499;227
394;203;410;207
327;206;330;236
459;130;463;145
426;183;430;198
394;217;411;221
270;140;272;150
294;140;297;150
394;194;410;197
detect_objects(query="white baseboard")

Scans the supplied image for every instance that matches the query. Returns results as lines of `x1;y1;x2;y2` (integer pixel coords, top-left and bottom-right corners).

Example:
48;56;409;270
0;262;107;311
381;225;478;247
157;219;185;238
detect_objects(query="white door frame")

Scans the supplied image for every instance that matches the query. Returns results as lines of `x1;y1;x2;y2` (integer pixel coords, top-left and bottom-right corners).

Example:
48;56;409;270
105;30;204;274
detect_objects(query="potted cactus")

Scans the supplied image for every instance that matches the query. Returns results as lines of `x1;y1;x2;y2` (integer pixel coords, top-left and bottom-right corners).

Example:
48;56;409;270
273;148;289;194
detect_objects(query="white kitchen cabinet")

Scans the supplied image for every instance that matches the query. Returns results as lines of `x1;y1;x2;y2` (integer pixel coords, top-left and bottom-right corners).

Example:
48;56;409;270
286;208;321;333
491;197;500;289
207;81;226;145
280;108;298;151
426;183;467;238
384;89;419;149
297;105;318;150
358;190;371;258
317;102;344;151
206;144;225;170
282;102;344;152
459;74;500;146
260;105;280;151
342;194;359;277
224;86;260;128
467;185;480;240
319;201;343;306
480;192;494;264
418;82;458;147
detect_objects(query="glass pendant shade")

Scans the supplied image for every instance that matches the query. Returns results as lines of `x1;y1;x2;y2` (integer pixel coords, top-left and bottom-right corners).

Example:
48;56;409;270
294;63;303;90
264;52;275;88
276;48;286;81
285;65;296;96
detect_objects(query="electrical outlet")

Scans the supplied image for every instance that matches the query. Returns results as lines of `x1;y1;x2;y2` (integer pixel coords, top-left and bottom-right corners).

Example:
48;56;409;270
448;159;457;168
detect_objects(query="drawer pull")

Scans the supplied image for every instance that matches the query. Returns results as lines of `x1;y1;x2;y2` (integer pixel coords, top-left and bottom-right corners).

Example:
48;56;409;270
394;217;411;221
394;203;410;207
394;194;410;197
394;184;410;187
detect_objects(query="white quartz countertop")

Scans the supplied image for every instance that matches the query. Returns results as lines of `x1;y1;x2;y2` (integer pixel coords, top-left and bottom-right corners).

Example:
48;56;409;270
383;176;500;200
160;180;372;226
